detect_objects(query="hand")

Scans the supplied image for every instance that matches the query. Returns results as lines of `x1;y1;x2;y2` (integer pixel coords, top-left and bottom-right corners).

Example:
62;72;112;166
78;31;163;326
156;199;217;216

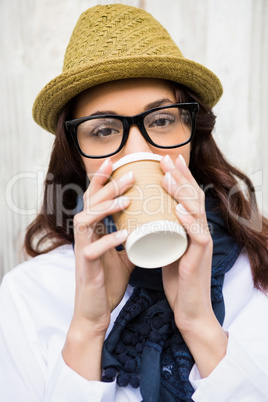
160;154;228;377
72;158;135;335
160;154;213;331
63;159;135;380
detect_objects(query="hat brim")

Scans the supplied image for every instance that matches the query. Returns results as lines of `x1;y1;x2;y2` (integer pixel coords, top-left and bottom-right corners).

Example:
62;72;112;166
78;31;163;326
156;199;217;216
32;55;223;134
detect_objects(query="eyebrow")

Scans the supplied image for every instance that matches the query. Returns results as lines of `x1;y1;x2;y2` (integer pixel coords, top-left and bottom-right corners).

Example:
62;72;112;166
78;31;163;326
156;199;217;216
145;98;174;110
88;98;174;117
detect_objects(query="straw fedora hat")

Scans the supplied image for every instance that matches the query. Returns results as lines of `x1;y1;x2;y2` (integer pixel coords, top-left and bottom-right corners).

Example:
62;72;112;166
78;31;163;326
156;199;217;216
32;3;223;134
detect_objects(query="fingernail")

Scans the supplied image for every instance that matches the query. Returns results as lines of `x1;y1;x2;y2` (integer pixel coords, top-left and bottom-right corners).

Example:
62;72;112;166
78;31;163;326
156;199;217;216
118;171;134;184
115;229;129;239
99;158;111;172
175;203;189;215
164;171;177;186
163;154;175;170
178;154;187;167
115;196;130;208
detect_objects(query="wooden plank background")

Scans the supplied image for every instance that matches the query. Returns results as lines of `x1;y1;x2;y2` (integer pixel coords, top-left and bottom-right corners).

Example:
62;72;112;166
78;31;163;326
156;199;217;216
1;0;267;278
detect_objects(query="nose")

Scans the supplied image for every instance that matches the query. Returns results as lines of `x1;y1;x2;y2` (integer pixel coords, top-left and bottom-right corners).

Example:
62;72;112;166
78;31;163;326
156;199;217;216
122;125;153;155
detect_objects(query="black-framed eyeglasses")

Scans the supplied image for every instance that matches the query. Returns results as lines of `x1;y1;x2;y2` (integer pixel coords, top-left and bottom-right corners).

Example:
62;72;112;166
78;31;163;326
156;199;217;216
65;102;199;159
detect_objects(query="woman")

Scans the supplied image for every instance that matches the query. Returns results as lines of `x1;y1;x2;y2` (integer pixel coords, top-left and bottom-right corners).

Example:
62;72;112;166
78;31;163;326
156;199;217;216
1;4;268;401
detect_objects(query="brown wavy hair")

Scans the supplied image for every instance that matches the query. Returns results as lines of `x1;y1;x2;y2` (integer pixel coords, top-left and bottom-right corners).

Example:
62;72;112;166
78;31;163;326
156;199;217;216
24;83;268;292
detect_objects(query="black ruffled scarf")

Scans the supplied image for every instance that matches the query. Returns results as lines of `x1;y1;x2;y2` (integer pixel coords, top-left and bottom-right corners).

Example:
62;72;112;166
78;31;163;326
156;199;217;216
101;195;242;401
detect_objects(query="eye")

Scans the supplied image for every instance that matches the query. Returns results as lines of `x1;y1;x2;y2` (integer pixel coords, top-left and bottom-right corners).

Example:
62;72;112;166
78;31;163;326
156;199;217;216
78;118;123;139
146;112;176;129
91;126;119;137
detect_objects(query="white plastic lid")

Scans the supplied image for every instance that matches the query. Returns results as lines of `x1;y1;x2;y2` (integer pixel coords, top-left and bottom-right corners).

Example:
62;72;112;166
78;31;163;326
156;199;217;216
112;152;162;171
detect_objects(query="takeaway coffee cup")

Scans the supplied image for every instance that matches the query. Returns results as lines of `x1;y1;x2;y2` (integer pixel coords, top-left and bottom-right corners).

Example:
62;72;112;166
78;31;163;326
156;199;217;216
112;152;187;268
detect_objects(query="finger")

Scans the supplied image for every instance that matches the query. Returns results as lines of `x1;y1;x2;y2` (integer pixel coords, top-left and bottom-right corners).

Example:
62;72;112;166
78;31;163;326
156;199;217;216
160;154;176;172
87;170;135;209
83;229;129;262
74;196;130;239
163;172;204;218
161;153;204;217
175;202;211;247
163;155;210;243
86;158;113;199
80;229;130;296
160;154;196;185
161;155;209;243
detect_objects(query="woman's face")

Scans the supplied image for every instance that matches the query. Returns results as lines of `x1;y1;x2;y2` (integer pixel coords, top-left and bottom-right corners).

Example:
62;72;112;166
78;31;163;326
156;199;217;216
72;78;191;175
